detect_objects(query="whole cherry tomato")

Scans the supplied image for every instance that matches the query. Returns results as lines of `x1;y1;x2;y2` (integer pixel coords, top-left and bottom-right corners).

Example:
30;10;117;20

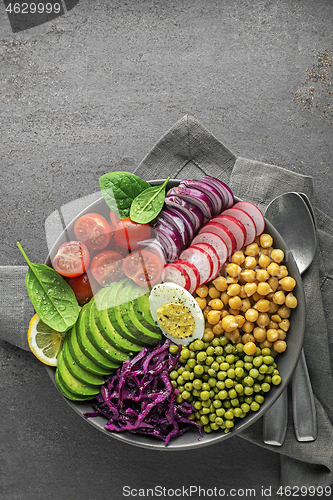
114;217;151;252
65;271;100;306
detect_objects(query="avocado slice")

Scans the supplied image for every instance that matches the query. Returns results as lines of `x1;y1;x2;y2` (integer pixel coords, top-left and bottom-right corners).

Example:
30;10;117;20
56;349;99;398
94;286;142;354
76;304;120;371
86;299;129;364
55;369;93;402
132;292;161;331
67;321;111;376
118;281;162;345
62;337;105;386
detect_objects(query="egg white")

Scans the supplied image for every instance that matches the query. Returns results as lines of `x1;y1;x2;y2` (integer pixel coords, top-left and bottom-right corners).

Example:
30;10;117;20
149;282;205;346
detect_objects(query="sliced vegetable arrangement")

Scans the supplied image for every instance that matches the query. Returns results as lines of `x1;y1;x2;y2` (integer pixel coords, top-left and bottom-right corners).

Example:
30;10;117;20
18;171;298;445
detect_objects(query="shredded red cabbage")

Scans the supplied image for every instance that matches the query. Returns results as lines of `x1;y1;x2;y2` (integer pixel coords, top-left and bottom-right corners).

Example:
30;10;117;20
84;339;202;445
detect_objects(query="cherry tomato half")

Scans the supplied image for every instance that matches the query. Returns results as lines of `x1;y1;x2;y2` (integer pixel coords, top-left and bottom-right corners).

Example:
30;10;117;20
53;241;90;278
74;213;112;251
90;249;124;286
65;271;100;306
122;249;163;287
114;217;151;252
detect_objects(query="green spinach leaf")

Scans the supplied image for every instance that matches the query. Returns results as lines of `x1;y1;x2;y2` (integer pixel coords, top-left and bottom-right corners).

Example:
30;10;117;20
17;242;80;332
130;177;170;224
99;171;150;219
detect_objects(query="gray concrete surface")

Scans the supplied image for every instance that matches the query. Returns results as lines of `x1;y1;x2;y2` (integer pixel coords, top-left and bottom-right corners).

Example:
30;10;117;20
1;1;332;499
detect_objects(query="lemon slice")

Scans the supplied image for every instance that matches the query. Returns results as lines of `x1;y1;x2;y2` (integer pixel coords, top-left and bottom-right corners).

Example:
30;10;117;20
28;314;66;366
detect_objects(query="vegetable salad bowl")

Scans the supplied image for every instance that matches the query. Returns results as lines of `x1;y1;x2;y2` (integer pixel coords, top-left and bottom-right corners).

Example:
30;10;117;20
44;179;306;450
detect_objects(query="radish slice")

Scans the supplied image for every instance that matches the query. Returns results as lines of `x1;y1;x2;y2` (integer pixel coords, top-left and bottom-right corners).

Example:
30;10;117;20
161;263;191;290
212;214;246;250
192;232;228;268
180;246;213;285
175;259;201;293
232;201;265;237
221;208;256;246
191;243;220;282
198;221;236;258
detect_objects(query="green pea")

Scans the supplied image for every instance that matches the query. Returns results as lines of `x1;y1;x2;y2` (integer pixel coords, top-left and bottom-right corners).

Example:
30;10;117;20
194;401;202;410
225;378;234;389
249;368;259;379
244;362;253;371
202;399;211;408
215;417;224;426
177;375;185;385
241;403;250;413
214;346;223;356
207;368;216;377
243;376;254;387
181;348;190;359
263;355;274;365
216;380;225;390
218;390;228;400
262;347;271;356
231;398;240;407
184;382;193;392
213;399;222;408
259;364;268;374
182;370;191;380
193;389;201;397
194;365;204;376
267;365;274;374
200;390;210;401
182;390;191;400
235;383;244;394
223;400;232;409
202;407;211;414
196;351;207;363
224;410;234;420
193;379;202;390
209;413;217;422
253;356;263;367
217;371;227;380
200;415;209;426
206;346;215;356
253;383;261;393
228;389;237;399
171;380;177;388
208;378;217;388
250;401;260;411
216;408;225;417
219;336;229;346
187;358;196;368
176;394;183;403
169;344;179;355
261;382;271;392
206;356;214;365
194;339;204;350
233;407;243;418
224;344;234;354
235;367;244;378
244;396;253;404
169;370;178;380
225;420;234;428
263;375;272;383
215;356;224;364
272;375;282;385
236;343;244;353
254;394;265;404
203;425;212;433
211;361;220;371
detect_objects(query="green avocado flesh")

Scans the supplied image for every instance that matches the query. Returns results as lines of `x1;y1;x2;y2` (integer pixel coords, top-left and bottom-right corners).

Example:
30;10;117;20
55;278;162;400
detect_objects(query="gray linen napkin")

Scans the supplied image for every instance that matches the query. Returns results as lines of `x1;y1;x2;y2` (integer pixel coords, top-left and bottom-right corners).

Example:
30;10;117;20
1;115;332;487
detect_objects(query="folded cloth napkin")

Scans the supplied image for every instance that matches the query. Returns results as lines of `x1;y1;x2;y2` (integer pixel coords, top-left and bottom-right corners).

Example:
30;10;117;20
1;115;332;487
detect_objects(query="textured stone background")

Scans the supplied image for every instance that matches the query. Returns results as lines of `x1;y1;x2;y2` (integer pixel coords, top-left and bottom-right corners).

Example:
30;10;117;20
1;1;332;499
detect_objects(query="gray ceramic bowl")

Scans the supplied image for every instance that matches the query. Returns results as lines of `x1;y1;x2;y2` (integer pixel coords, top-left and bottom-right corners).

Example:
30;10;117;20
45;179;306;450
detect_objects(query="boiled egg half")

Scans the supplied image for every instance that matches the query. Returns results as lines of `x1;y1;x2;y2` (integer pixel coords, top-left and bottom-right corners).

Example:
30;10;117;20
149;282;205;346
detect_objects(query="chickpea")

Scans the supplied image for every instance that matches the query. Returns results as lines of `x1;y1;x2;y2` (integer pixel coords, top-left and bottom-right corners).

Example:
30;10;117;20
256;269;270;282
226;263;242;277
277;329;287;340
196;285;209;297
266;328;279;342
195;296;207;309
278;276;296;292
229;307;240;316
279;319;290;332
226;330;241;344
203;328;214;341
231;251;245;265
228;296;242;310
278;305;291;318
220;291;229;306
242;333;255;344
254;299;271;313
279;266;289;278
202;306;212;319
208;298;224;310
243;341;257;355
257;282;273;296
221;314;238;332
227;283;241;297
212;276;228;291
253;327;267;342
208;285;221;299
260;247;272;257
207;310;222;325
240;269;256;282
244;282;257;297
271;314;282;323
235;314;246;329
268;276;279;291
221;309;229;319
268;301;280;314
273;340;287;353
286;292;298;309
273;290;286;305
268;320;279;330
245;308;259;322
271;248;284;263
239;285;248;299
226;276;239;284
245;243;260;256
259;340;273;348
240;298;251;312
242;321;255;333
258;254;271;268
252;291;264;302
257;312;270;328
244;256;257;269
260;233;274;248
267;262;282;277
212;321;224;336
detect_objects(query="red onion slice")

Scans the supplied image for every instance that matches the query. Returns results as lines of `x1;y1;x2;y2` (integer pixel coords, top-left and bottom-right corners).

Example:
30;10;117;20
165;195;204;231
221;208;256;246
232;201;265;236
202;175;234;210
179;179;223;216
158;207;193;245
153;224;181;262
167;186;214;219
192;232;228;268
161;263;191;290
211;214;246;250
199;221;237;257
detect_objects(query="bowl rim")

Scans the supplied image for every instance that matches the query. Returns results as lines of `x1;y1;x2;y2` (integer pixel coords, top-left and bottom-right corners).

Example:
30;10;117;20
44;178;306;450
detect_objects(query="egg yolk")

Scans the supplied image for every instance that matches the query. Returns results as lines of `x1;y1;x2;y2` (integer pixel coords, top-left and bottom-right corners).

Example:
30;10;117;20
156;302;195;339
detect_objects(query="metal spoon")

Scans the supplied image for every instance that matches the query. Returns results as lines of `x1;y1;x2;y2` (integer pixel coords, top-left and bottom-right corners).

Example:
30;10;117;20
262;192;317;445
